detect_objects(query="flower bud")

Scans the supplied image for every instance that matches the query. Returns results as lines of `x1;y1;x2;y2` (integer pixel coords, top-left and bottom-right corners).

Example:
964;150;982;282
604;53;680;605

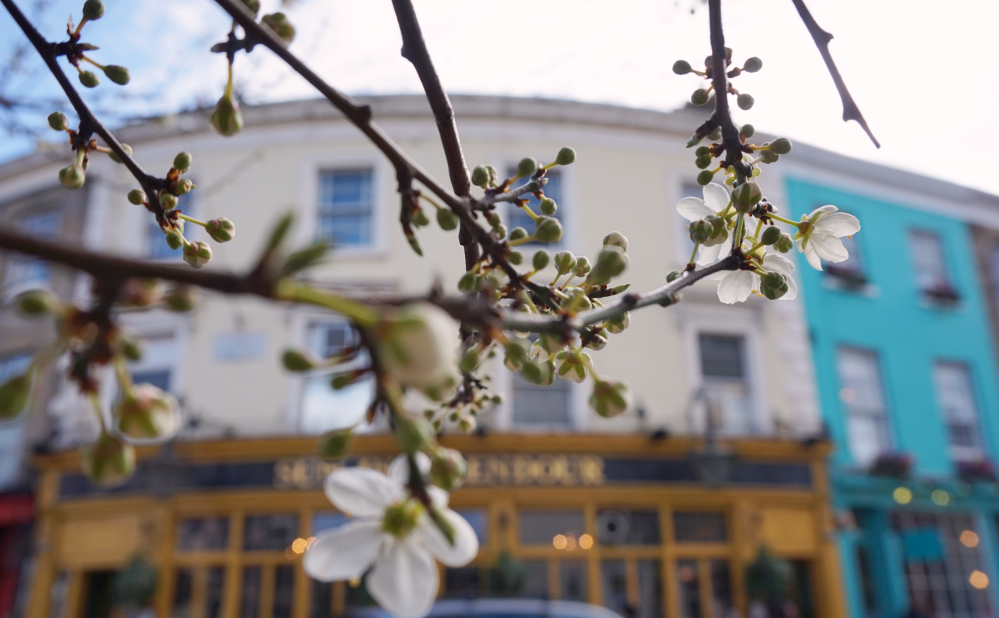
457;272;482;293
175;178;195;195
509;227;529;242
589;379;632;418
82;0;105;20
102;65;130;85
173;151;193;173
555;147;576;166
586;334;608;351
127;189;146;205
106;143;132;164
48;111;69;131
492;224;508;240
667;270;682;282
736;94;754;111
770;137;792;155
775;233;794;253
0;373;32;420
744;57;763;73
508;251;523;265
586;246;629;286
672;59;692;75
182;241;212;269
81;433;135;487
59;164;85;189
165;285;195;312
759;150;779;164
78;70;99;88
695;155;713;169
517;157;538;178
732;181;762;213
693;147;709;158
330;374;354;390
262;12;296;43
760;271;789;300
689;219;712;244
158;193;178;211
606;312;630;334
436;208;459;231
534;217;563;244
115;383;180;442
430;447;468;492
740;124;755;139
554;250;577;274
376;303;461;400
282;349;316;372
533;249;551;271
708;126;722;141
573;256;592;278
165;228;184;251
411;208;430;227
211;94;244;137
691;89;710;106
471;165;490;188
686;135;702;148
459;347;480;373
206;218;235;243
486;212;501;227
397;418;436;453
17;289;59;316
317;429;353;459
603;232;628;252
118;333;143;362
240;0;260;16
696;170;714;186
760;225;782;246
519;358;553;385
540;197;557;216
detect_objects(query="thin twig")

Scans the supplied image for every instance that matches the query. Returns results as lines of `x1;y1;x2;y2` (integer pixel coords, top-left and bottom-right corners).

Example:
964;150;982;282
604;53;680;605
790;0;879;148
706;0;746;176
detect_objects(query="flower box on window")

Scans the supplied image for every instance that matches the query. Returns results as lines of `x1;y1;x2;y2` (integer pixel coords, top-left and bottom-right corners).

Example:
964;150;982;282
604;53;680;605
825;264;868;289
957;458;998;483
868;452;913;479
923;282;960;304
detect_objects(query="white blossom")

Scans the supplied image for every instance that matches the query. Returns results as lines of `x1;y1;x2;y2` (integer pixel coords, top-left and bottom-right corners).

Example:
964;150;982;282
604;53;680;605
676;183;730;222
716;252;797;305
795;205;861;271
376;303;461;401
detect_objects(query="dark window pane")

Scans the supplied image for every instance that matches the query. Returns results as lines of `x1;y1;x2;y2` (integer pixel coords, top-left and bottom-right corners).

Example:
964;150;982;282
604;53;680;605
241;567;261;618
600;560;628;613
638;561;663;618
711;561;734;617
512;374;572;427
243;514;299;551
82;571;114;618
597;510;661;546
507;169;563;245
177;518;229;552
273;566;294;618
698;335;744;379
789;560;816;618
318;169;373;247
444;567;481;599
519;510;585;545
345;574;376;608
131;369;172;393
674;512;727;543
560;561;587;603
520;561;549;599
172;569;192;618
206;567;225;618
310;581;333;618
677;560;701;618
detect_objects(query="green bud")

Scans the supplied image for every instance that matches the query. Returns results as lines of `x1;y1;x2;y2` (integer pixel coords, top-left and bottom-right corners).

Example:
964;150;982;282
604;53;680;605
79;70;99;88
555;147;576;166
508;251;523;265
775;233;794;253
127;189;146;205
509;227;529;242
740;124;755;140
737;94;754;111
760;272;789;300
119;334;143;362
282;349;316;372
589;378;632;418
48;111;68;131
182;240;212;269
667;270;682;282
486;212;501;227
689;219;712;244
672;59;692;75
744;57;763;73
175;178;195;195
517;157;538;178
0;373;32;420
691;89;710;106
695;155;713;169
586;246;629;286
606;312;630;334
471;165;490;188
397;418;436;453
705;226;729;247
165;228;184;251
540;197;557;216
486;165;498;182
457;272;482;293
211;94;243;137
770;137;792;155
172;152;193;173
108;143;132;164
330;374;353;390
436;208;459;231
82;0;105;20
164;285;195;312
16;289;59;316
708;126;722;141
159;192;178;210
59;164;85;189
317;430;353;459
686;135;702;148
240;0;260;16
80;433;136;488
532;249;551;270
759;150;780;164
102;65;130;86
261;12;296;43
492;224;508;240
760;226;782;246
732;181;762;212
696;170;714;186
411;208;430;227
573;256;592;278
459;347;480;373
430;448;467;492
206;218;235;243
603;232;628;251
534;217;563;244
554;250;577;273
695;146;711;156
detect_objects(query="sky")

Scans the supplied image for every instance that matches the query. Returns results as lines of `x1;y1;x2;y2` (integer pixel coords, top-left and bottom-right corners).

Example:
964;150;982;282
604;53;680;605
1;0;997;194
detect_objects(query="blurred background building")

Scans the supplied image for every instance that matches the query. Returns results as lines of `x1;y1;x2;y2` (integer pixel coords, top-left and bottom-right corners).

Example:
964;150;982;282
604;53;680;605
0;95;998;618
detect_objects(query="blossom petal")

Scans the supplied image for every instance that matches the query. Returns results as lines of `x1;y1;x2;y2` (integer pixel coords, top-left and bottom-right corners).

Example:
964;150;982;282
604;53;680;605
326;468;404;517
814;212;860;237
677;197;714;222
807;205;838;220
717;271;759;304
368;537;439;618
762;253;795;276
799;240;823;271
415;508;479;567
303;520;384;582
696;241;726;266
783;275;798;300
703;183;731;211
426;486;450;509
810;232;849;263
388;452;432;486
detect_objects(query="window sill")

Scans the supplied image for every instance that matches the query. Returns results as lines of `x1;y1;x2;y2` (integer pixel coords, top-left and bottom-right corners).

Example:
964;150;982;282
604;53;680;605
917;295;962;312
821;274;879;298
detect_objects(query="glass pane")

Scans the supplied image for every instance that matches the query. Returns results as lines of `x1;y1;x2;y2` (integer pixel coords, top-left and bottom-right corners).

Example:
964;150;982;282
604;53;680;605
698;335;745;379
519;510;586;545
846;415;887;468
601;561;628;613
243;514;299;551
673;512;727;543
910;230;949;291
520;561;549;599
206;567;225;618
312;512;350;535
506;169;563;245
300;373;375;434
703;382;753;436
597;510;661;545
177;517;229;551
456;509;488;545
789;561;816;618
310;581;333;618
172;569;192;618
82;571;114;618
710;561;734;618
241;567;261;618
676;560;701;618
560;561;587;603
131;369;172;393
512;373;572;426
273;566;294;618
638;560;663;618
318;169;373;247
827;234;864;277
444;567;480;599
934;362;981;454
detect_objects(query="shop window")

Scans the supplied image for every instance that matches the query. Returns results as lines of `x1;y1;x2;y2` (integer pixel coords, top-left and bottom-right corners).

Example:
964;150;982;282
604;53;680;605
519;561;548;599
910;230;959;304
825;234;869;289
273;566;295;618
837;347;891;467
3;209;61;296
443;567;481;599
173;569;192;618
638;561;663;618
596;509;661;546
519;510;586;546
243;514;298;551
677;560;701;618
601;560;628;612
317;169;374;248
710;560;735;617
176;517;229;551
309;581;333;618
173;567;224;618
241;567;261;618
673;512;728;543
933;362;984;462
560;561;587;602
301;321;375;434
147;192;194;260
697;334;754;436
506;168;564;247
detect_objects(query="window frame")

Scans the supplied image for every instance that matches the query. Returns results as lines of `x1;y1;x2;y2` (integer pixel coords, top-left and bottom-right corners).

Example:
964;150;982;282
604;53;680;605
908;228;959;304
933;360;986;463
302;156;388;257
836;346;894;468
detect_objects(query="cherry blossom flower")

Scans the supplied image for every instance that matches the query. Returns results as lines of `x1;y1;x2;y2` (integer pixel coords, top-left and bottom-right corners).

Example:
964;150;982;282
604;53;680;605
795;205;861;271
716;253;797;305
676;183;732;266
376;303;461;401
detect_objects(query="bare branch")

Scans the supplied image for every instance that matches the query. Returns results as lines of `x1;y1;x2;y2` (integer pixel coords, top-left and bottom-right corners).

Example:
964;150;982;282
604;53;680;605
706;0;746;176
790;0;880;148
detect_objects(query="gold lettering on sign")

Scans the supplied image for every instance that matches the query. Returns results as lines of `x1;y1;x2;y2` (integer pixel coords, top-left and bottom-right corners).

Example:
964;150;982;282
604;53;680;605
273;454;604;490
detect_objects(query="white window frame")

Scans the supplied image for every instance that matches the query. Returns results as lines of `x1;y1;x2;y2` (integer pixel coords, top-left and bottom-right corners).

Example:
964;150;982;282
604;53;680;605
300;155;389;258
494;155;579;254
909;229;953;295
933;361;985;462
489;352;587;433
836;346;893;467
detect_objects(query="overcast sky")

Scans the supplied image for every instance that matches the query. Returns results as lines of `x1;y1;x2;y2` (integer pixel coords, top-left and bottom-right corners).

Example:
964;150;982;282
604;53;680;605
1;0;996;194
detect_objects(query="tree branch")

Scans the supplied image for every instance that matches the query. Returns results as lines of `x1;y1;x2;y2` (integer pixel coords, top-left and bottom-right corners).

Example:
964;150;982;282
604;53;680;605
790;0;879;148
706;0;746;175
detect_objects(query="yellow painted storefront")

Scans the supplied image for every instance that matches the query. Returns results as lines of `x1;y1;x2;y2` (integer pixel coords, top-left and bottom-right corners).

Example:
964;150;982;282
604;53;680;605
26;435;847;618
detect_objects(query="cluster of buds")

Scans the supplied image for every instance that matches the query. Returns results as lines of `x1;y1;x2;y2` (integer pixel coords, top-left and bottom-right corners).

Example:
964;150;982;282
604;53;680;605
48;111;135;190
673;48;758;110
63;1;131;90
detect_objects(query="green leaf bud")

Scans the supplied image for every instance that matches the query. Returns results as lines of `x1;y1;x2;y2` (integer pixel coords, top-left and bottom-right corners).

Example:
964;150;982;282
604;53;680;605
586;245;629;285
689;219;712;244
159;192;178;210
82;0;105;20
532;249;551;271
0;373;32;420
317;430;352;459
492;224;508;240
775;233;794;253
744;57;763;73
282;349;316;372
430;448;468;492
606;311;630;334
107;143;132;164
686;135;702;148
534;217;563;244
760;150;780;164
48;111;68;131
261;12;296;43
732;181;762;213
436;208;459;231
708;126;723;141
517;157;538;178
211;94;244;137
740;124;755;139
695;155;713;170
486;165;498;182
165;229;184;251
695;146;711;156
486;212;501;227
102;65;130;86
770;137;792;155
589;378;632;418
603;231;628;251
164;285;195;312
59;164;85;189
509;227;529;242
80;433;135;488
696;170;714;186
127;189;146;205
691;89;710;106
540;197;557;216
573;256;592;277
555;147;576;166
471;165;490;188
411;208;430;228
206;218;235;243
173;151;193;173
119;334;143;362
79;70;99;88
508;251;523;265
175;178;195;196
182;240;212;269
330;374;353;390
760;225;782;246
737;94;754;111
459;347;481;374
397;418;436;453
667;270;682;282
672;59;692;75
457;273;482;293
16;289;59;316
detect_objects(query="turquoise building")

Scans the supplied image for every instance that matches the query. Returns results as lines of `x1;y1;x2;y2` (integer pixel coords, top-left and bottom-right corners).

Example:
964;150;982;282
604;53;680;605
787;172;999;618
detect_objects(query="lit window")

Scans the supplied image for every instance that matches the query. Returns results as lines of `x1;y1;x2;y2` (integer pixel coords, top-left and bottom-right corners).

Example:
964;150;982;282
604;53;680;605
3;210;61;294
934;362;983;461
506;168;563;246
837;347;891;467
317;169;373;247
910;230;958;302
300;320;375;434
697;333;754;435
147;192;194;260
